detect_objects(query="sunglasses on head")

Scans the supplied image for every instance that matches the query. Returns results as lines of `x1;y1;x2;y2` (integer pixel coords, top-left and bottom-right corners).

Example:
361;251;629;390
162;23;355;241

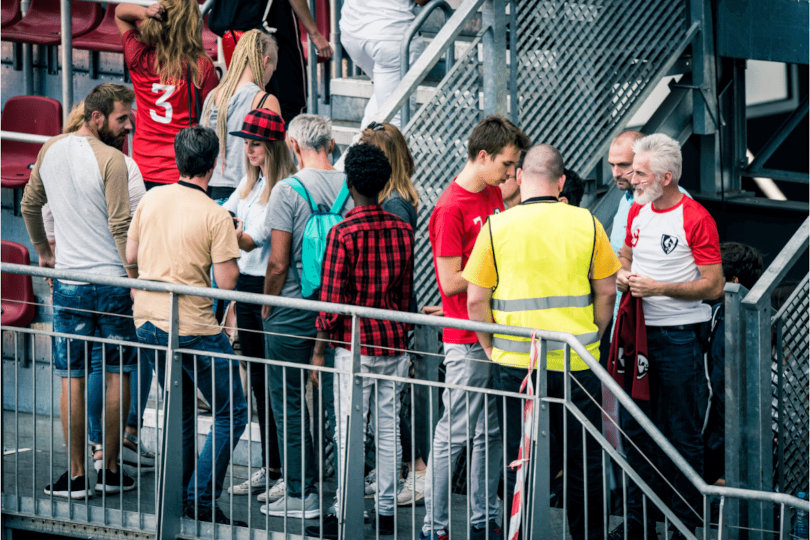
366;121;386;132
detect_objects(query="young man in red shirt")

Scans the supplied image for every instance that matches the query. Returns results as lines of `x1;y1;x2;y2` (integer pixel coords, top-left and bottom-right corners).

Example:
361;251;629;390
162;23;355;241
421;115;530;540
306;144;414;538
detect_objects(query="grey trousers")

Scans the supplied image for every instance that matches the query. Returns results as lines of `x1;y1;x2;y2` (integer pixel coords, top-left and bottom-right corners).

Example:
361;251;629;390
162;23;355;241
422;343;502;533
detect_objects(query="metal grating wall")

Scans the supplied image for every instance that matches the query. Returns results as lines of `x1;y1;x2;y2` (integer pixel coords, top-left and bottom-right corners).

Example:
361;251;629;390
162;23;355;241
404;0;689;309
772;275;809;496
514;0;688;175
406;35;485;309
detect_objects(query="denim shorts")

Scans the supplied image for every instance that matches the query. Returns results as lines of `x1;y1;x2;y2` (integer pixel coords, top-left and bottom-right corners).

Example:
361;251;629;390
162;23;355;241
52;280;138;378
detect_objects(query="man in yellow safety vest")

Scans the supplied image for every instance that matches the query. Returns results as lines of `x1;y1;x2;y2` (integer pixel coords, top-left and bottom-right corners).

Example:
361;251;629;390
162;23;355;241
465;144;619;540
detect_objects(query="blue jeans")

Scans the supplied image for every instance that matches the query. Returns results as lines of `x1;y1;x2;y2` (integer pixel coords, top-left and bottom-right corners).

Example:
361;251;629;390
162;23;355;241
620;325;708;531
52;280;137;378
262;307;318;497
88;342;154;443
136;322;248;510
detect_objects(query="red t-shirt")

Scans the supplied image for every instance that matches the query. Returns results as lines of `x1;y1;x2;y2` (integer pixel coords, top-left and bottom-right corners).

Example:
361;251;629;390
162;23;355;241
123;29;219;184
429;180;504;344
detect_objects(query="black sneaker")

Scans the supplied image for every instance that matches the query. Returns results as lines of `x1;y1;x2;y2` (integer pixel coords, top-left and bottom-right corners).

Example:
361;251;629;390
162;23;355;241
378;513;394;535
44;471;92;499
95;468;136;494
305;514;340;539
183;503;247;528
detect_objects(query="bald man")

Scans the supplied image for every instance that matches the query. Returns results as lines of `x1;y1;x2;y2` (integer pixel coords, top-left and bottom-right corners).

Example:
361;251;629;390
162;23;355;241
465;144;619;540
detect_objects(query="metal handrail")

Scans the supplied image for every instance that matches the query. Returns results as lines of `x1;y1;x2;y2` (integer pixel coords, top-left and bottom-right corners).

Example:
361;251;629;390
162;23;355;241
743;215;809;309
2;261;806;517
373;0;487;126
398;0;454;126
0;130;50;144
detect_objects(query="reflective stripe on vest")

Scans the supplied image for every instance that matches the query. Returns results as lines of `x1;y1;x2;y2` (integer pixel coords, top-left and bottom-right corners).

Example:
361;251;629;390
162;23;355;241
488;202;599;371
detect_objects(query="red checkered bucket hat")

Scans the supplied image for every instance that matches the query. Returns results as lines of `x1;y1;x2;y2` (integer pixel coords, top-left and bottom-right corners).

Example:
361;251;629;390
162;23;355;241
230;109;285;142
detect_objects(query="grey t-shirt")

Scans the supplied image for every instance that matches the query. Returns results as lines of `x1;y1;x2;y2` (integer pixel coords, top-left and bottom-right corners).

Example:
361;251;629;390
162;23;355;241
267;167;354;300
204;82;261;189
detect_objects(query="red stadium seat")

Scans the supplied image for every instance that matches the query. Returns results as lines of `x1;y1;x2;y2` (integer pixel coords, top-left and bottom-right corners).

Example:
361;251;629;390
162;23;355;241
1;0;21;29
2;0;102;45
1;96;63;214
72;5;123;54
202;15;219;62
1;241;36;329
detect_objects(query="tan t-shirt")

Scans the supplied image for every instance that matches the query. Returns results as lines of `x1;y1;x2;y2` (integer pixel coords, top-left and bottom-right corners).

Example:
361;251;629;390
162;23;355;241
129;183;240;335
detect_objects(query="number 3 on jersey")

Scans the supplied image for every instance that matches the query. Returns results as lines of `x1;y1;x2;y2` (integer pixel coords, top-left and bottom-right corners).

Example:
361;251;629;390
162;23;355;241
150;83;175;124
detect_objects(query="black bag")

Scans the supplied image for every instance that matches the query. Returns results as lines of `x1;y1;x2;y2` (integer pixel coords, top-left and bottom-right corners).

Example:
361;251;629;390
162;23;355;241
208;0;273;36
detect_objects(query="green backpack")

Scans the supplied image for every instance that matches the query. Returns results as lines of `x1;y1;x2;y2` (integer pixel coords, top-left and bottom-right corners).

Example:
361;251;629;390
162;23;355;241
283;176;350;298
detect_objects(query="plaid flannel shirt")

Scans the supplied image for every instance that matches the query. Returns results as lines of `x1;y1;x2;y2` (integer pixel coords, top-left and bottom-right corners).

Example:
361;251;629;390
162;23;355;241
316;205;414;355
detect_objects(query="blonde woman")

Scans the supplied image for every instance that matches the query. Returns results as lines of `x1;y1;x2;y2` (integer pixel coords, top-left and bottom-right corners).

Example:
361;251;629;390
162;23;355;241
223;109;296;498
115;0;219;189
202;30;281;202
359;121;419;230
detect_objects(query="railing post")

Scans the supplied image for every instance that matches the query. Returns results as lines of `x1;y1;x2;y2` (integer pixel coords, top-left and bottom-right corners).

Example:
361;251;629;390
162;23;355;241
723;282;748;539
414;324;441;453
529;338;550;535
341;314;365;537
741;297;774;540
481;0;507;116
59;0;73;126
156;293;183;540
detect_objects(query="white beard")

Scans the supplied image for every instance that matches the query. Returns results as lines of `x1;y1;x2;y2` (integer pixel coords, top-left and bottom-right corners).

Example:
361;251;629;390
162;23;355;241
634;178;664;205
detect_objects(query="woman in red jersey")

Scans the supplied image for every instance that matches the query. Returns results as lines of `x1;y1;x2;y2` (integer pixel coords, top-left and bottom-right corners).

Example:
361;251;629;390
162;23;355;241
116;0;219;189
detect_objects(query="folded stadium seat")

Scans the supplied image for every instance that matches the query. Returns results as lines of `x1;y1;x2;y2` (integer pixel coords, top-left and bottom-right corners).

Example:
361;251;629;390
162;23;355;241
1;241;36;329
1;96;63;214
72;5;123;53
2;0;102;45
202;15;219;62
1;0;21;29
298;0;330;64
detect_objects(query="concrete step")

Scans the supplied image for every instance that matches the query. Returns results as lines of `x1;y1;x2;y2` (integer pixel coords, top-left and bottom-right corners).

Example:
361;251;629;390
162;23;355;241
330;76;440;125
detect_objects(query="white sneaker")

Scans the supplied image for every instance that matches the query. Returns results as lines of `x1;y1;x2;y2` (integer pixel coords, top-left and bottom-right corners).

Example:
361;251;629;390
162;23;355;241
364;469;376;498
257;478;285;503
397;469;425;505
260;492;320;519
228;467;267;495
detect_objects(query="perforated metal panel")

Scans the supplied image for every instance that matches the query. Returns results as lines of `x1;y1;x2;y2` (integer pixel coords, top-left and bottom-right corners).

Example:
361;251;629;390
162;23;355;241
514;0;688;175
772;275;809;495
406;35;485;309
404;0;689;309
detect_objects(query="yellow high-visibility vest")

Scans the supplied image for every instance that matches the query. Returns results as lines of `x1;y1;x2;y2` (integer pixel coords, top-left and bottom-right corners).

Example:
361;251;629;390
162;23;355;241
489;201;599;370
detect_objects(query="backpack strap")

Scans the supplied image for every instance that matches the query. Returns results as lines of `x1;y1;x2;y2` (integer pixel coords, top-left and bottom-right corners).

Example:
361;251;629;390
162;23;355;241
330;178;350;214
283;176;317;212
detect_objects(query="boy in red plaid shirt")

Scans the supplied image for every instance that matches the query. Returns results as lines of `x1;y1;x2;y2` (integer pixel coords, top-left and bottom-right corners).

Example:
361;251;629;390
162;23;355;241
307;144;414;538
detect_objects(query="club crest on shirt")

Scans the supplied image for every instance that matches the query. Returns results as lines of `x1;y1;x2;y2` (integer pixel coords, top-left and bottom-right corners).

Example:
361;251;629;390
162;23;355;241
660;234;678;254
636;354;649;380
631;228;640;247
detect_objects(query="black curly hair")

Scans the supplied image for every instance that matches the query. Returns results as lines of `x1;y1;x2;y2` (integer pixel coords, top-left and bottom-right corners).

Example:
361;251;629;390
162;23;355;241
344;143;392;198
720;242;763;290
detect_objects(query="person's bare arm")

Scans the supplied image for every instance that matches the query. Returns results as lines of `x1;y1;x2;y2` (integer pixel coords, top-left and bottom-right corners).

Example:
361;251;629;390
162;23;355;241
628;263;724;300
310;331;329;386
287;0;333;59
616;243;632;292
435;256;467;297
262;229;292;318
467;282;494;360
213;259;239;291
590;273;617;338
115;3;164;36
125;238;139;279
251;92;282;115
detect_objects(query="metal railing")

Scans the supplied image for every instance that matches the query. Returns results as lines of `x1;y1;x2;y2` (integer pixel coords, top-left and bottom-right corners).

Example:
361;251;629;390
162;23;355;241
2;262;808;540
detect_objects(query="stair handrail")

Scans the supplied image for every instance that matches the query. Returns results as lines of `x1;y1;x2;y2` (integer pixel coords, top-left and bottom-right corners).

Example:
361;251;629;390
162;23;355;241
742;216;809;310
398;0;455;126
0;131;51;144
373;0;487;126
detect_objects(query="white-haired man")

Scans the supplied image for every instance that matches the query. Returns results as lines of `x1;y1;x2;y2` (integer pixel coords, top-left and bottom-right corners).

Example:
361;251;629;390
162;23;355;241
613;133;723;539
